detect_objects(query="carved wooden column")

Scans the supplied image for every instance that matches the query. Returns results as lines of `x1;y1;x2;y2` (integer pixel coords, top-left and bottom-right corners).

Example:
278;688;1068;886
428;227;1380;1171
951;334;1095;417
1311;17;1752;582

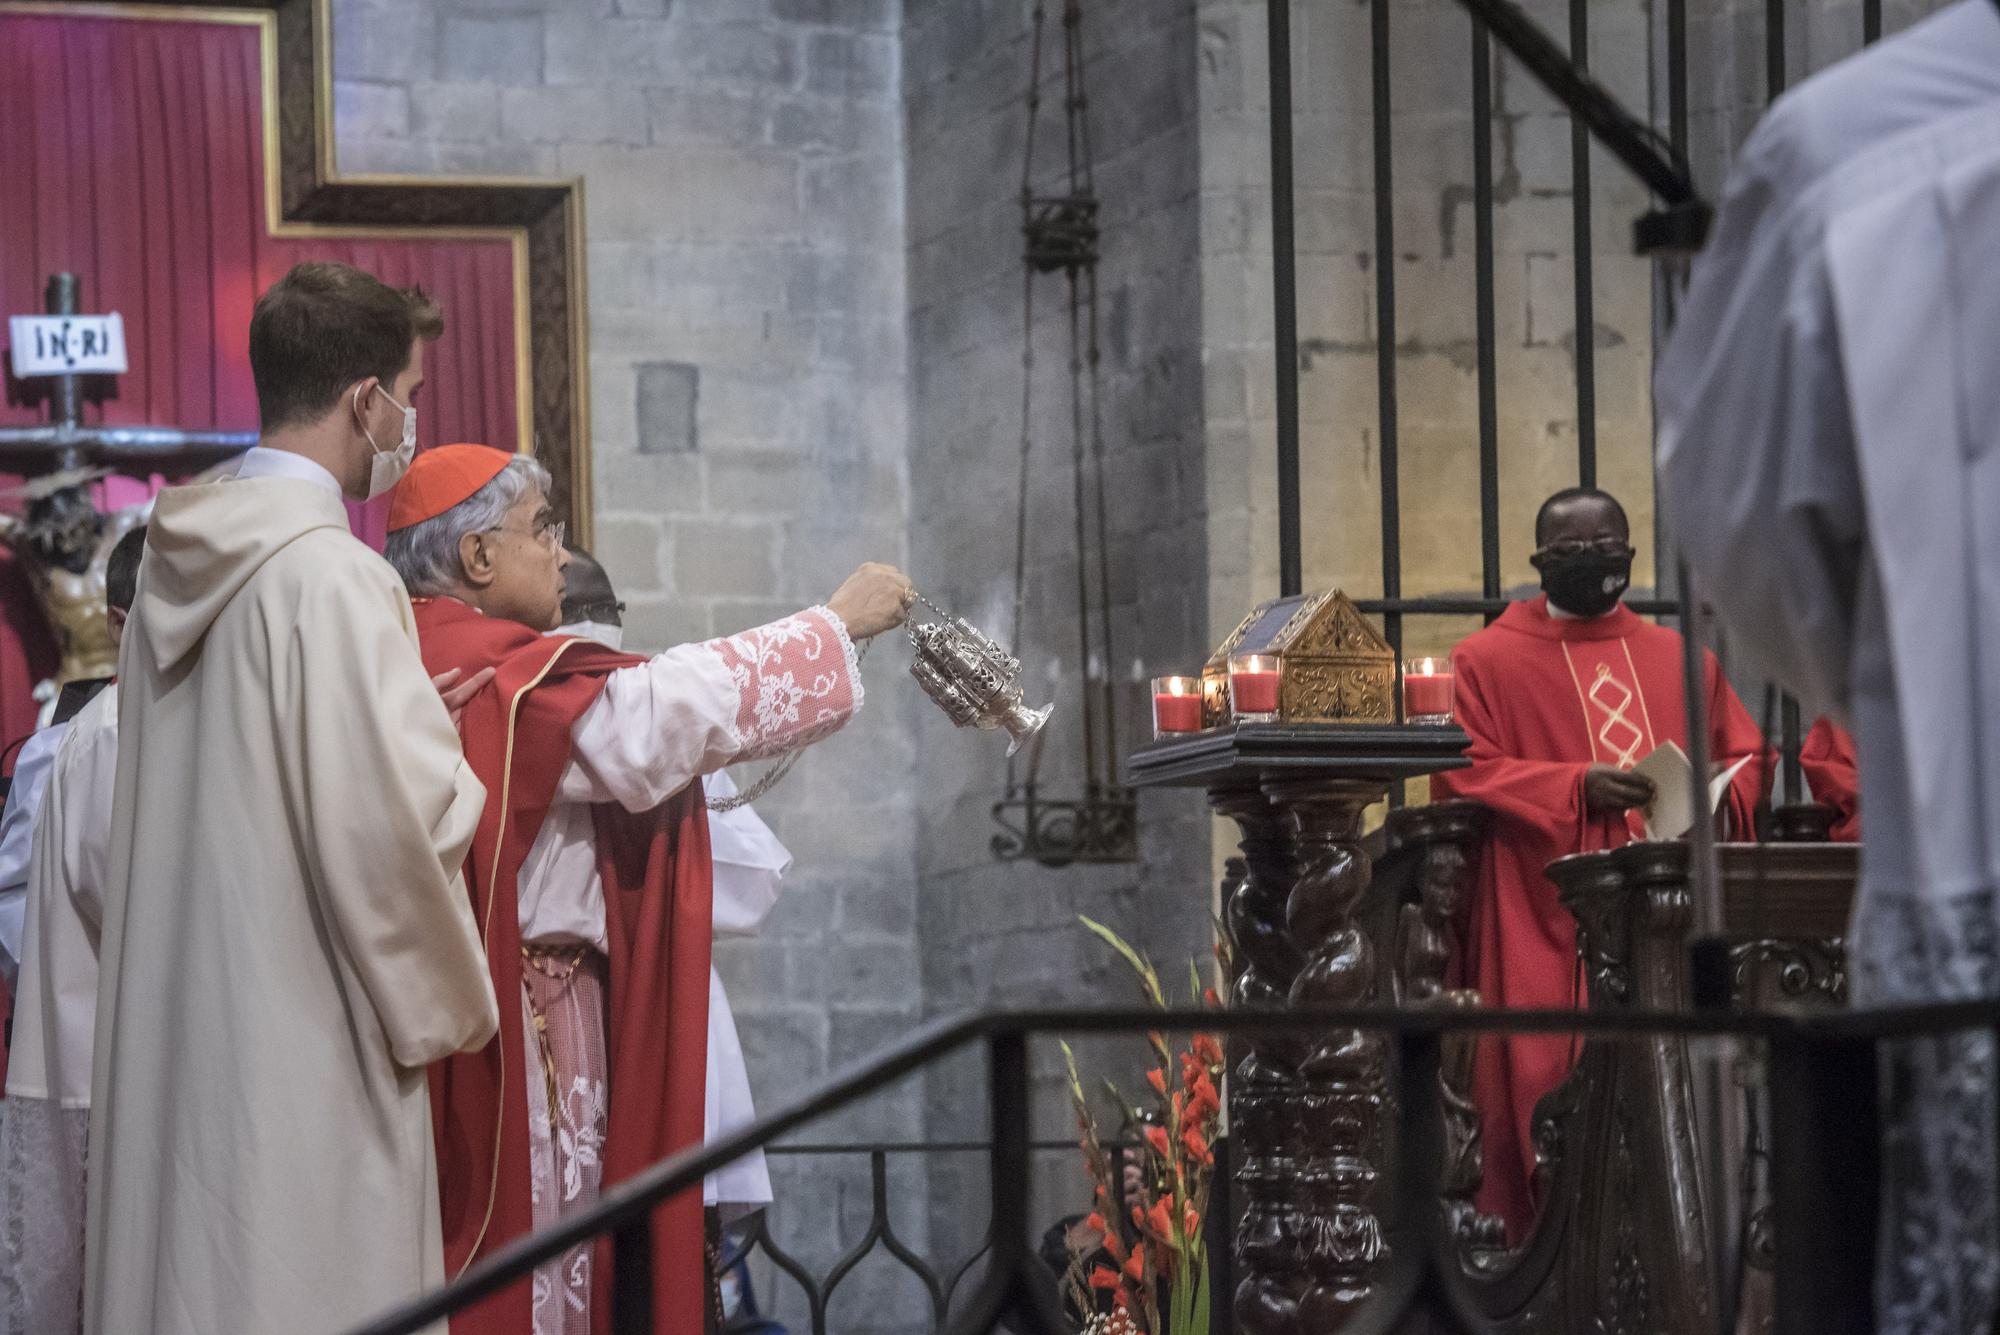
1129;724;1468;1334
1213;785;1309;1334
1544;843;1717;1335
1277;776;1395;1329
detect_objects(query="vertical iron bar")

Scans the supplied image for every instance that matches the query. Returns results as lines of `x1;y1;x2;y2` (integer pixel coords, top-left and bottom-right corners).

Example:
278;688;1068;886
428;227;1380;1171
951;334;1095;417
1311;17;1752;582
1569;0;1596;488
1371;0;1403;687
991;1033;1032;1245
1205;1134;1235;1332
1472;21;1501;609
1769;1034;1878;1335
1373;0;1407;806
1268;0;1304;597
1781;693;1804;806
1667;0;1688;163
1650;0;1690;602
1765;0;1786;100
1755;5;1807;793
611;1216;654;1335
1863;0;1882;43
1065;270;1102;795
1678;560;1741;1335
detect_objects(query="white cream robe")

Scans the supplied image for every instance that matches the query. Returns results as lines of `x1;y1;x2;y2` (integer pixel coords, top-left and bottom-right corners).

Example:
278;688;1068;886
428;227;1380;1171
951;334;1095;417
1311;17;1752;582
1657;7;2000;1329
2;683;117;1335
86;469;499;1335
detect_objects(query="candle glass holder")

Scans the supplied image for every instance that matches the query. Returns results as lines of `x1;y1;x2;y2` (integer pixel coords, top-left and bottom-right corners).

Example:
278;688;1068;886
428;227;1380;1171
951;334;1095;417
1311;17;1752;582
1402;655;1456;726
1152;675;1204;737
1228;653;1282;723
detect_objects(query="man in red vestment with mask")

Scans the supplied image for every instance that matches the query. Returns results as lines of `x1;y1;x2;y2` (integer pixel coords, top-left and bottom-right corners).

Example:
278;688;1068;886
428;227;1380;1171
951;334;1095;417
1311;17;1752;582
1430;487;1769;1240
383;445;913;1335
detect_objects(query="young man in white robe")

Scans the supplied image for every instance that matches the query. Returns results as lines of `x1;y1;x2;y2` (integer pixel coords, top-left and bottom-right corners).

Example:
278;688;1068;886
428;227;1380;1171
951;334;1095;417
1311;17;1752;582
1656;6;2000;1329
383;446;911;1335
0;524;144;1335
86;262;502;1335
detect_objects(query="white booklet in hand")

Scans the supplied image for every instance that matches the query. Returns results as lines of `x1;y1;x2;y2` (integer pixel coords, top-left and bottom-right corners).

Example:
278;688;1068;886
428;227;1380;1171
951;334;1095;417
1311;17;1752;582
1628;740;1754;841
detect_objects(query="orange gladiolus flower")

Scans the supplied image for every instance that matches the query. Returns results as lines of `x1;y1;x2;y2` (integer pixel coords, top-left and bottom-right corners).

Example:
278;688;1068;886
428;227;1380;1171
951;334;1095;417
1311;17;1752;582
1203;986;1221;1008
1193;1033;1224;1067
1130;1204;1147;1233
1147;1196;1177;1242
1146;1068;1167;1097
1185;1204;1201;1238
1089;1266;1121;1290
1188;1072;1221;1121
1101;1226;1126;1261
1183;1126;1213;1165
1085;1211;1107;1235
1123;1243;1147;1284
1144;1125;1171;1158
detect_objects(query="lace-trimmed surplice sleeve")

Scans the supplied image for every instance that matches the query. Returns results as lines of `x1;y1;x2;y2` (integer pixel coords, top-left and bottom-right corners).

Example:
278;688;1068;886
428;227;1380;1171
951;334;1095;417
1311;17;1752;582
559;605;865;813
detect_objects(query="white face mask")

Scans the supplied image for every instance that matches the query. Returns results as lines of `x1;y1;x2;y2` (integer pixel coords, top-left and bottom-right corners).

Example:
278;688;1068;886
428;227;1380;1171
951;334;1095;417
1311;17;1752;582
552;620;623;652
358;384;417;499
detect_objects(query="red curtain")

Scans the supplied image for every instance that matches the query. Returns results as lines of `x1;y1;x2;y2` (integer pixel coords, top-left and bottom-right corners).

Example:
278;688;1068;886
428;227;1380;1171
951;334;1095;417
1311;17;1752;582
0;11;523;744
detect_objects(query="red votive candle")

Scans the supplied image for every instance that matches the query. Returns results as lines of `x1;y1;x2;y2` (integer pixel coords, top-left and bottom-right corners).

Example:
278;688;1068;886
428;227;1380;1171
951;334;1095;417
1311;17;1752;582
1403;657;1456;724
1228;653;1282;721
1152;675;1203;735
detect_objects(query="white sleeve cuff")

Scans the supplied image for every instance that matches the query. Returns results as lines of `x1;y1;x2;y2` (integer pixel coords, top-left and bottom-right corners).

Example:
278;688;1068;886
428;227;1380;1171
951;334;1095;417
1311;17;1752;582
810;604;866;717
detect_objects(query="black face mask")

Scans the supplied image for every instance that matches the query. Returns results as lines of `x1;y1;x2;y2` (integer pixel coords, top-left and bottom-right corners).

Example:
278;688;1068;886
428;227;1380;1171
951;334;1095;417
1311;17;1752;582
1541;550;1632;618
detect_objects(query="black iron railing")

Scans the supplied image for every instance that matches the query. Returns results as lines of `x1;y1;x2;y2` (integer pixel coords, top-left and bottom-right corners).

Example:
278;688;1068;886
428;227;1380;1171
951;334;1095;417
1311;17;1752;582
351;998;1999;1335
736;1138;1141;1333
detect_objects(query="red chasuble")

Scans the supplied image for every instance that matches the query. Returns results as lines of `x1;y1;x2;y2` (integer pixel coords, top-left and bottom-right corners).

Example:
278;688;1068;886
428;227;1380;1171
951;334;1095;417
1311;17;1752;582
1800;717;1861;842
413;597;712;1335
1430;595;1767;1240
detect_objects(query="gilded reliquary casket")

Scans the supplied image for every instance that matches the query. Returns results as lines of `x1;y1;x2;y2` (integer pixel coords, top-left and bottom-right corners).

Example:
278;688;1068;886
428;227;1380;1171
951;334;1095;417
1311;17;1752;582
1200;590;1396;726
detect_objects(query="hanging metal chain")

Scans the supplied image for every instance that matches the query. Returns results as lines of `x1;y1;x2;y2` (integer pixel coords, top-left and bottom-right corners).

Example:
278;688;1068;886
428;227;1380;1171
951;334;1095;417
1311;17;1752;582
705;633;873;812
1013;0;1111;798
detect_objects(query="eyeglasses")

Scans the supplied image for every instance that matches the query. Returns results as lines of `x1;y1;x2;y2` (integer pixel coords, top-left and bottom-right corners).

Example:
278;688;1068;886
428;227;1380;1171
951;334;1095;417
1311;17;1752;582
1536;537;1632;560
569;598;625;622
484;518;566;551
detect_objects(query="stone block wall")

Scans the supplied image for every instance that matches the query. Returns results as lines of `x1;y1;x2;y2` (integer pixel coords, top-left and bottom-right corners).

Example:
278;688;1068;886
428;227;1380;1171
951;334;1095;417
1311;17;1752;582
903;0;1218;1272
331;1;923;1328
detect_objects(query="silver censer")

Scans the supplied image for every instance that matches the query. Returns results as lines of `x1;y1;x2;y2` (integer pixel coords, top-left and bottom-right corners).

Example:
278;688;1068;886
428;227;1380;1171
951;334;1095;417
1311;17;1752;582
908;597;1053;756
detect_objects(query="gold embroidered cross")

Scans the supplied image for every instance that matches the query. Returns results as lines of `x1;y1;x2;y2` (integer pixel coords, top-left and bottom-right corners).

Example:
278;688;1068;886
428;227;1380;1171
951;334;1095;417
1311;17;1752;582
1587;662;1646;768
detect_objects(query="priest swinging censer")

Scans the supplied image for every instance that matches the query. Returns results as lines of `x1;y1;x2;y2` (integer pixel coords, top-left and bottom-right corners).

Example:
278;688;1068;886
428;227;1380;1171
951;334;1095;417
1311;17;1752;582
708;590;1052;812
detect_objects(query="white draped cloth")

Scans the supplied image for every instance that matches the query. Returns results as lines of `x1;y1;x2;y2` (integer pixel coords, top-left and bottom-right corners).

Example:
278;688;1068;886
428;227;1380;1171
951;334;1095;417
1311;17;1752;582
1657;6;2000;1329
0;722;68;984
2;684;118;1335
701;769;790;1213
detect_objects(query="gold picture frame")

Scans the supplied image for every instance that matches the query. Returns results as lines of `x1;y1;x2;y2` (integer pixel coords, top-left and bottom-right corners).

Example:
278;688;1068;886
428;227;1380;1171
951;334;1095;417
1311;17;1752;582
0;0;594;545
